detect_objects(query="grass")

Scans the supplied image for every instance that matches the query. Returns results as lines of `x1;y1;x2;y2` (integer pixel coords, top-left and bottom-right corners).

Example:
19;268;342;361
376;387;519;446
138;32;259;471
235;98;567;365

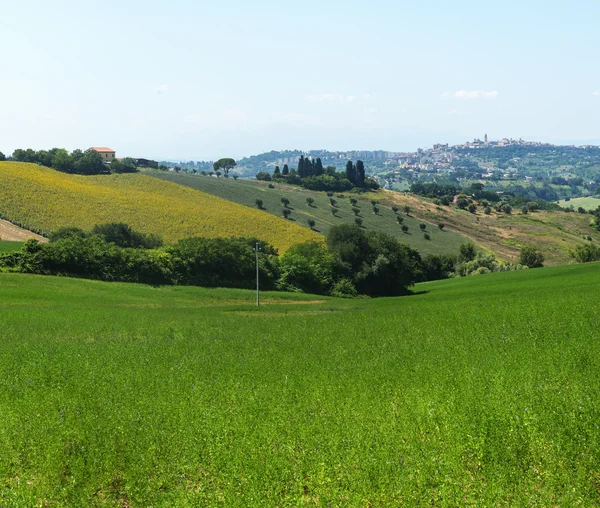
146;171;467;257
0;240;23;253
378;190;600;265
0;162;320;252
2;265;600;505
559;196;600;210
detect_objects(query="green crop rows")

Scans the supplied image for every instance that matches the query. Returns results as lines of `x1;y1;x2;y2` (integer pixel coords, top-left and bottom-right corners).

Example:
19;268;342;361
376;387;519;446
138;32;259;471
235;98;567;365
1;265;600;505
147;171;466;257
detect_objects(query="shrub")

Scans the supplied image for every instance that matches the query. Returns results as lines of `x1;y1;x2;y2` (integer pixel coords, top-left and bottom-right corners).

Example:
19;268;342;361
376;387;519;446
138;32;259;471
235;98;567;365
440;196;450;206
307;219;316;230
419;223;426;231
256;172;272;181
276;241;337;295
424;233;430;240
352;207;360;216
281;197;290;208
372;206;379;215
350;197;358;206
519;245;544;268
371;200;378;206
355;217;363;227
326;192;334;197
403;205;411;215
233;175;239;180
306;197;315;207
392;206;399;214
255;199;263;209
468;203;477;214
456;197;469;209
401;225;409;233
282;209;291;219
396;216;404;224
330;198;337;207
268;183;275;188
484;206;492;215
330;207;337;215
572;243;600;263
438;223;445;230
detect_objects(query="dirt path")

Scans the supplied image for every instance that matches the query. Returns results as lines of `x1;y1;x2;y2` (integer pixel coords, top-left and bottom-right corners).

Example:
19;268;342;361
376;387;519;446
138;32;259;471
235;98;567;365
0;220;47;242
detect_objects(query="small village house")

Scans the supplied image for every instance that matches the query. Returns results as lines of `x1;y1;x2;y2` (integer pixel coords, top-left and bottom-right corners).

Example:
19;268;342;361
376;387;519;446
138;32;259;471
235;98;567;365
89;147;116;163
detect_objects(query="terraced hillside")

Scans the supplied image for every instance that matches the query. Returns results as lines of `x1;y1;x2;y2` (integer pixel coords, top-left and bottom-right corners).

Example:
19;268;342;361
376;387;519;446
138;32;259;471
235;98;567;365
0;163;320;252
147;171;467;257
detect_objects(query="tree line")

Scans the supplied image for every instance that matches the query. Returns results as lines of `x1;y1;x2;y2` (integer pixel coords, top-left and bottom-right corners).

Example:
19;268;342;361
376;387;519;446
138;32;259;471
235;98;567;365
0;223;547;297
7;148;145;175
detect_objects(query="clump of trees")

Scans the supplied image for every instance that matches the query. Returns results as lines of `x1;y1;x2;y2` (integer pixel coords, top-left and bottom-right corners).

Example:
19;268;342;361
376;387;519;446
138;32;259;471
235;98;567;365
258;157;379;193
12;148;110;175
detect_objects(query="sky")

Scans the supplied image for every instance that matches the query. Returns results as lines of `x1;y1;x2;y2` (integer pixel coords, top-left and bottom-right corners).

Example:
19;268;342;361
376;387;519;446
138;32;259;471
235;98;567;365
2;0;600;160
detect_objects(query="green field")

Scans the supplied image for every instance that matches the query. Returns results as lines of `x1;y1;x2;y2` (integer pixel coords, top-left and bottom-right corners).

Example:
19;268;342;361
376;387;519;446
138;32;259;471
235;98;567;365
147;171;467;257
559;196;600;211
2;266;600;505
0;240;23;253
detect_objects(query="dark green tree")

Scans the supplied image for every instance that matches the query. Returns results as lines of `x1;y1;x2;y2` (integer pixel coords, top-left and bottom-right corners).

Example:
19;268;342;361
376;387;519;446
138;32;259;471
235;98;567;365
345;160;356;185
273;166;281;176
213;158;236;177
356;160;365;187
314;158;324;176
519;246;544;268
282;164;289;175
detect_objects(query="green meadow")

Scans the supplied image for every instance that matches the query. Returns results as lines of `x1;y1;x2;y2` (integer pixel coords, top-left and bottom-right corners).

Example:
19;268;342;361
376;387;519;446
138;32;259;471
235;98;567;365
1;265;600;505
146;171;466;256
0;241;23;253
559;196;600;211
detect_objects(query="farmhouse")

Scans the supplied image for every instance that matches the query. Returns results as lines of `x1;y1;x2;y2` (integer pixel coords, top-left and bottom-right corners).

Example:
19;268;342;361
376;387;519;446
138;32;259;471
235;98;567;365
90;147;116;163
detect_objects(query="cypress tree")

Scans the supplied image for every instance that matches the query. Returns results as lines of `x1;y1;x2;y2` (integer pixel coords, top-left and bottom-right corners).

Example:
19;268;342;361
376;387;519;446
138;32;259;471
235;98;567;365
282;164;289;175
298;156;305;178
356;160;365;187
346;160;356;185
273;165;281;175
314;157;324;176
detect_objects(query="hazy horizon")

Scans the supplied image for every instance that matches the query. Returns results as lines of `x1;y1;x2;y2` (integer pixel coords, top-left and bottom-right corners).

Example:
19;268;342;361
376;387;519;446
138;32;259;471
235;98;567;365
3;0;600;161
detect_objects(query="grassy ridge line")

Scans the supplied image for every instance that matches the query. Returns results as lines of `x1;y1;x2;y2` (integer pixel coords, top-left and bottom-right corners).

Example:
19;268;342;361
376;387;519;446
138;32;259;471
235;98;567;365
146;171;467;256
2;265;600;504
0;162;321;252
378;189;600;265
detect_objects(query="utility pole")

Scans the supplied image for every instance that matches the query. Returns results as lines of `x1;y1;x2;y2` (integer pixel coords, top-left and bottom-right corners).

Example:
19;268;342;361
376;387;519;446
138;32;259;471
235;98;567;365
255;242;261;307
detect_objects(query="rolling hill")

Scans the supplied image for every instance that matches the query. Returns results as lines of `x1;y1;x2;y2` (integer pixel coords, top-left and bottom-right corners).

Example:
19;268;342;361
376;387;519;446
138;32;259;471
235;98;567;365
0;162;319;252
147;171;600;265
146;171;467;256
378;191;600;266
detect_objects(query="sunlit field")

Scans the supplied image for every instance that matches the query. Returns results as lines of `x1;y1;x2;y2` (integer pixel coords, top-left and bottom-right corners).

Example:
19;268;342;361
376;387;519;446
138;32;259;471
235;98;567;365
1;265;600;505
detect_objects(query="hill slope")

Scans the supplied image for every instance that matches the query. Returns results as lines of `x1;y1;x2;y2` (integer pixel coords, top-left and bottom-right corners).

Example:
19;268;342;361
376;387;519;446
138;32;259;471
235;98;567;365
377;190;600;266
2;264;600;504
0;162;320;252
147;171;467;256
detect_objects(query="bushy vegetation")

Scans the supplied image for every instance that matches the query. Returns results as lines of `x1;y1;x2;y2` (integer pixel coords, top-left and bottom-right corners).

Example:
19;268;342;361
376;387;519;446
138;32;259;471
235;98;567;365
1;224;431;297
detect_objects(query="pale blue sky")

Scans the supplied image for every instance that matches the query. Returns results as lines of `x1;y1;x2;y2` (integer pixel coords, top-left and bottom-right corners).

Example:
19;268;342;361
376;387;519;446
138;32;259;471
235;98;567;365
2;0;600;160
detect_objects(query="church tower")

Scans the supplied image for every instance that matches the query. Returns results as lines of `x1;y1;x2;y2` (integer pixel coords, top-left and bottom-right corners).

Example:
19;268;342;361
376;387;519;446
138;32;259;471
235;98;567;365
484;133;488;143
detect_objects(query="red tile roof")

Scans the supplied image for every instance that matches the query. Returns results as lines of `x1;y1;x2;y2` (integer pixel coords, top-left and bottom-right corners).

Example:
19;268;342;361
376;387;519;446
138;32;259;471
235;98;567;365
89;147;115;153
